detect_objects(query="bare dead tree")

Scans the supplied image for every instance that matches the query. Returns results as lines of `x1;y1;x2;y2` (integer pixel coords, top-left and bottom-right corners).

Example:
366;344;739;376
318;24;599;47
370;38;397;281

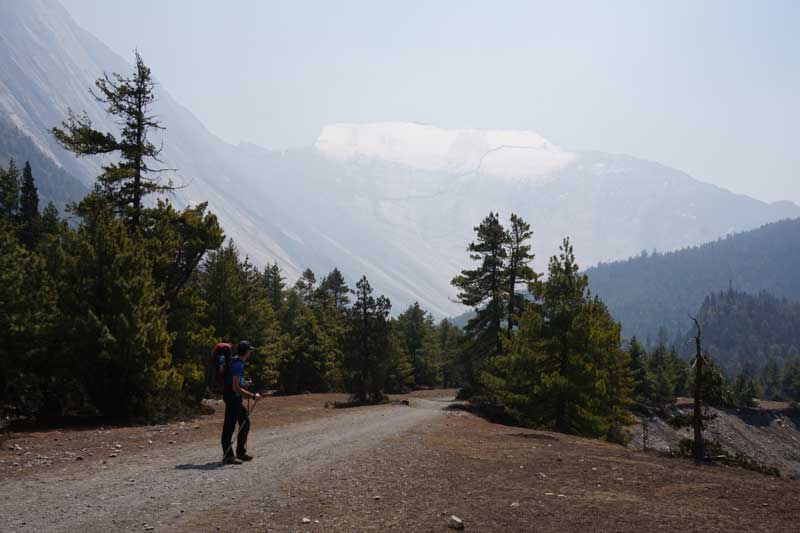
689;314;705;460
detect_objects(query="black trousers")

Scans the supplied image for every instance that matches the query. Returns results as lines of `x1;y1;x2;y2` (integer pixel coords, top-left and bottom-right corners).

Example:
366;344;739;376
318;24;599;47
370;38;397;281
221;395;250;457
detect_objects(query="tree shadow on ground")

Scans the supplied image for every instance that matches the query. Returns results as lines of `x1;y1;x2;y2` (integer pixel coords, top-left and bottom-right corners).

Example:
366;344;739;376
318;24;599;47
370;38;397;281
175;462;224;471
445;402;517;426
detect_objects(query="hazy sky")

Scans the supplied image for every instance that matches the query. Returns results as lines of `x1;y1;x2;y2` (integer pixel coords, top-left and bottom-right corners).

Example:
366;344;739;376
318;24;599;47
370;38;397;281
60;0;799;204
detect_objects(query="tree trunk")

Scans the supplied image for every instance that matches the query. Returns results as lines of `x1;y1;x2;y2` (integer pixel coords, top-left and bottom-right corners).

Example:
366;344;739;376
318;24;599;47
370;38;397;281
691;316;705;461
555;336;568;432
507;265;517;336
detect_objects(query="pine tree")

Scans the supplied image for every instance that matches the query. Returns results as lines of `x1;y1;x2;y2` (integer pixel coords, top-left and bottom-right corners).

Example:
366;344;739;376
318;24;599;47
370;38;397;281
18;162;41;248
0;220;58;415
317;268;350;310
166;277;218;401
505;213;537;335
384;327;415;393
628;337;648;400
669;347;691;397
438;319;465;388
781;358;800;400
761;359;783;400
40;202;61;237
52;52;172;230
315;268;350;388
294;268;317;306
263;262;286;313
536;238;592;433
198;239;281;388
279;303;337;394
0;159;20;221
396;302;443;387
483;237;633;440
59;206;176;418
345;276;392;403
200;240;243;341
451;212;508;391
143;200;224;309
646;344;678;404
731;373;759;407
582;296;635;440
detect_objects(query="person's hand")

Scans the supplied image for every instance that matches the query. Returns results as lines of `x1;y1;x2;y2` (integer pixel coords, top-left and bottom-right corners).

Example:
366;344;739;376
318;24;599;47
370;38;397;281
254;393;261;401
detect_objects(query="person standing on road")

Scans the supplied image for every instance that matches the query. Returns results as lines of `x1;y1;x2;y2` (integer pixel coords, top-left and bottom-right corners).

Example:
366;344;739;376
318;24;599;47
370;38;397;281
221;340;261;465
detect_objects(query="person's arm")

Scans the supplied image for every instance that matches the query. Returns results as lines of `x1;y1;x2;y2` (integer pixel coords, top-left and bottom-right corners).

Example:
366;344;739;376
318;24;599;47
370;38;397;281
231;375;259;400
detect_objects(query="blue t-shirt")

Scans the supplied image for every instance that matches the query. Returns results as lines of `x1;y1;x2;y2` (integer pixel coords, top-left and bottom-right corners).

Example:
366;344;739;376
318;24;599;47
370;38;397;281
224;357;245;397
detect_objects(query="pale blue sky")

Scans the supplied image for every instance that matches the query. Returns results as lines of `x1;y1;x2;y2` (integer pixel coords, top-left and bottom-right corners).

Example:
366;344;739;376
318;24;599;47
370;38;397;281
60;0;800;203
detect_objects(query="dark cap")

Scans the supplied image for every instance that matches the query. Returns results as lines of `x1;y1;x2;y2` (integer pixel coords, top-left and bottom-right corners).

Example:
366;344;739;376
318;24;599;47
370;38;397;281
237;340;253;356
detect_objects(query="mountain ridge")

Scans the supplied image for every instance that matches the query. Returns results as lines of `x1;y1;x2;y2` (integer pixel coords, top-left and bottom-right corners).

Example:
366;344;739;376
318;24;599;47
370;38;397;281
586;217;800;343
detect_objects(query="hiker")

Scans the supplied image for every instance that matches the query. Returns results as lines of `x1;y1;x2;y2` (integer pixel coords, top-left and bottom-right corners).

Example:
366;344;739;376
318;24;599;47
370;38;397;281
221;340;261;464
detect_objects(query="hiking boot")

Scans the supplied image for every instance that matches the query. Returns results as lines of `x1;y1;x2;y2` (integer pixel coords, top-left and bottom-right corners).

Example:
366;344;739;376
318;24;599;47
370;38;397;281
222;455;242;465
237;452;254;462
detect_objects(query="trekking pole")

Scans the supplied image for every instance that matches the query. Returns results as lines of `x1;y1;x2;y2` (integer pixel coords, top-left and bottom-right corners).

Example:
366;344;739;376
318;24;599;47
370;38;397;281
221;396;260;465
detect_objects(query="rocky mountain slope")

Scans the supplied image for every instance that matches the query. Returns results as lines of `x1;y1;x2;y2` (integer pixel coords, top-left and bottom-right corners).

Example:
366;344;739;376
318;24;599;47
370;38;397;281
2;0;798;317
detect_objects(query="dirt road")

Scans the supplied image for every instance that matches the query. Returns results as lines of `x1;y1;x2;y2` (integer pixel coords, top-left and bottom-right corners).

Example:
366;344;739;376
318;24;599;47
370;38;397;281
3;393;800;532
2;397;451;532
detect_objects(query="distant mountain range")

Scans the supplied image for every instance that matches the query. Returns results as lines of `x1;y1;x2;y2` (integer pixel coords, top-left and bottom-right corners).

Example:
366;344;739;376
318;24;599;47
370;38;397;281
586;218;800;344
2;0;799;317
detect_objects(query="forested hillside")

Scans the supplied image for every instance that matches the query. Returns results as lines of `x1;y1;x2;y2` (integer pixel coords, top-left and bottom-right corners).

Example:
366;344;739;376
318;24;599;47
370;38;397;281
680;289;800;377
586;218;800;343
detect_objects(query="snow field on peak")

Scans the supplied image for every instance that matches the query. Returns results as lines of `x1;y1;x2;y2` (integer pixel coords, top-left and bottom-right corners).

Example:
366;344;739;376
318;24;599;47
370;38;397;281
315;122;575;181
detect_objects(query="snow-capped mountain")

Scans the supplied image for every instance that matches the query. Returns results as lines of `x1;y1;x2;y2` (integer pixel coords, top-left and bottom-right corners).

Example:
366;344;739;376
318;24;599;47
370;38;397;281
315;122;575;180
2;0;798;318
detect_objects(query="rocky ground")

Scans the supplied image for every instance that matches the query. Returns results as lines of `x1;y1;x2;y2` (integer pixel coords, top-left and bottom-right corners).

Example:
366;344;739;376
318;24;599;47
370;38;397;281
2;391;799;532
629;398;800;479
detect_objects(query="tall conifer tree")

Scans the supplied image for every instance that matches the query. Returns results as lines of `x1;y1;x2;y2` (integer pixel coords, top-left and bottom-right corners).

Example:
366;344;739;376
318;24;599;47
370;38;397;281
451;212;508;390
52;52;172;230
18;162;41;248
345;276;392;403
505;213;537;334
263;262;286;313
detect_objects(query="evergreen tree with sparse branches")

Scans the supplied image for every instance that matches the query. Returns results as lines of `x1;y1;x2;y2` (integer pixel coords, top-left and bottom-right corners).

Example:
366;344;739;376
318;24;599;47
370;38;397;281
52;52;173;230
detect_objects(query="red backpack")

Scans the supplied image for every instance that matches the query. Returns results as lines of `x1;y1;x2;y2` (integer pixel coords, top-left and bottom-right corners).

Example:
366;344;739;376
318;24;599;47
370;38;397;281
206;342;233;395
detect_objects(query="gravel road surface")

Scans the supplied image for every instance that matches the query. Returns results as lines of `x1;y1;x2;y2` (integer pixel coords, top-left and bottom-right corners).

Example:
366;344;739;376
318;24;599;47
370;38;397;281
2;398;451;532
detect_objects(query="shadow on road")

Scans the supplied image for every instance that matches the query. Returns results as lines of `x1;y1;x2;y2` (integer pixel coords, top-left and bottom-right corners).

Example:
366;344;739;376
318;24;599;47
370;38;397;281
175;462;224;471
